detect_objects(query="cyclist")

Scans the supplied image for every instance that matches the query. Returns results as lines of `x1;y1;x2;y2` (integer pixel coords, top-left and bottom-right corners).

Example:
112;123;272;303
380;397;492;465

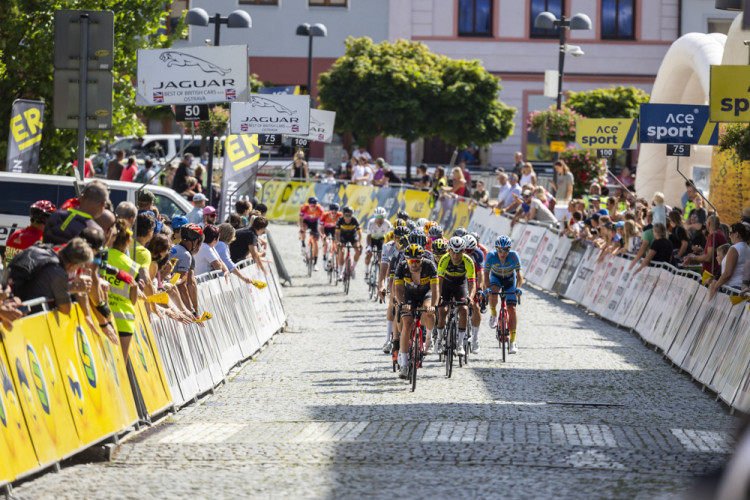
335;206;363;280
393;244;438;379
379;225;410;353
432;237;448;260
299;196;325;271
4;200;56;266
417;218;429;229
365;207;392;280
453;227;467;239
436;236;476;356
320;203;342;268
427;224;443;252
396;210;409;222
484;235;523;354
464;234;485;353
469;231;489;258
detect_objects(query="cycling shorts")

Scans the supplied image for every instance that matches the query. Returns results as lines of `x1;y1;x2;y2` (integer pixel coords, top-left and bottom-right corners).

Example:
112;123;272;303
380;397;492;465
340;232;360;245
441;279;468;304
400;293;431;318
489;273;518;305
323;226;336;238
370;237;384;253
302;219;320;237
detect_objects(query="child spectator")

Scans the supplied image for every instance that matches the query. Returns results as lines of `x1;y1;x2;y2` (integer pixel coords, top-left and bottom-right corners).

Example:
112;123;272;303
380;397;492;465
652;192;666;226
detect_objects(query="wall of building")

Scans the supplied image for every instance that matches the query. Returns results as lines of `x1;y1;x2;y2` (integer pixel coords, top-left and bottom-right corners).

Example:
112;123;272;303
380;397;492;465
681;0;737;35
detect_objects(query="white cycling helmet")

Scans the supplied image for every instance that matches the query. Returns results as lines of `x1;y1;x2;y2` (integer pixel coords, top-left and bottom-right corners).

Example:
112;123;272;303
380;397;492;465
448;236;466;253
417;217;428;228
373;207;387;218
463;234;477;251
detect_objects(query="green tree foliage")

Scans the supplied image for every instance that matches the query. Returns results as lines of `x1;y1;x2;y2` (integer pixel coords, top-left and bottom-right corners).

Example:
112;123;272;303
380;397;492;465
318;37;515;172
565;86;650;119
0;0;185;174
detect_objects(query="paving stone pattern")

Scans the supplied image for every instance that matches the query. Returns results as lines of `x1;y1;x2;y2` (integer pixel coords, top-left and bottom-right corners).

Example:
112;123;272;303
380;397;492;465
15;224;741;500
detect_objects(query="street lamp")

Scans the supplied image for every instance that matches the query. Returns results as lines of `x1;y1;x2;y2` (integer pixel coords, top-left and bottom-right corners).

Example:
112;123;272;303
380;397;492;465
296;23;327;107
534;11;592;110
186;7;251;208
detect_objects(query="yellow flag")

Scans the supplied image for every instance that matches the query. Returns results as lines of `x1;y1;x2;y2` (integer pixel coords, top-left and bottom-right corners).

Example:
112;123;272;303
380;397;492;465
701;271;713;285
170;273;181;285
251;280;267;289
147;292;169;304
730;295;749;306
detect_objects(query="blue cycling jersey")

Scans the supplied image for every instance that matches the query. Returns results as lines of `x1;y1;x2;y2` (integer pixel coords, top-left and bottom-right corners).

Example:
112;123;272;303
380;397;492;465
468;248;484;269
484;250;521;278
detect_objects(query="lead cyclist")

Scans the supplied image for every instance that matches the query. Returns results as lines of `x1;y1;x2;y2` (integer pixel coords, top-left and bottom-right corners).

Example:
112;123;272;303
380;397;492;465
483;235;523;354
365;206;392;280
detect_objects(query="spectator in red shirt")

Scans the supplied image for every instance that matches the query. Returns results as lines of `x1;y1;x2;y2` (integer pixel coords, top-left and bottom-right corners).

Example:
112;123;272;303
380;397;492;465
72;158;93;178
120;156;138;182
683;214;727;276
3;200;56;266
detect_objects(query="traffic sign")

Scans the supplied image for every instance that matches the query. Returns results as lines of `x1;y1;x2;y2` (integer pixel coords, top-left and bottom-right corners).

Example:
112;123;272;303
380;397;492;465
666;144;691;157
174;104;209;122
258;134;281;146
549;140;566;152
575;118;638;150
639;104;718;145
709;65;750;122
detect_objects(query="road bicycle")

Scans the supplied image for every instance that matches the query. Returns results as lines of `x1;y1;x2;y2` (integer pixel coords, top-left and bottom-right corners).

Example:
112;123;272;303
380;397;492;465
340;243;354;295
300;229;316;277
402;303;428;392
367;250;381;300
324;235;337;285
487;289;521;363
440;299;466;378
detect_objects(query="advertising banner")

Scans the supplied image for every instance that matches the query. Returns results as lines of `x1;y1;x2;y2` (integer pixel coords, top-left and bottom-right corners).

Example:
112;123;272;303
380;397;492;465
399;189;432;221
539;236;571;290
130;303;173;416
700;298;747;389
575;118;638;149
288;108;336;143
526;232;559;286
136;45;249;106
230;94;310;136
639;104;718;145
709;65;750;122
220;134;261;220
6;99;45;173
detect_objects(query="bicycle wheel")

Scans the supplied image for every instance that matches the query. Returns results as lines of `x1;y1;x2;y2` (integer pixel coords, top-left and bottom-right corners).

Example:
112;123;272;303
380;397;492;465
343;256;351;294
445;317;455;378
499;309;508;363
306;244;313;277
410;332;418;392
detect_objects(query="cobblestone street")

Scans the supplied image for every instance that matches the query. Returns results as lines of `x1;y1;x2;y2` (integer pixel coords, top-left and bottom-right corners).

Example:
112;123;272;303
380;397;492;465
15;223;740;499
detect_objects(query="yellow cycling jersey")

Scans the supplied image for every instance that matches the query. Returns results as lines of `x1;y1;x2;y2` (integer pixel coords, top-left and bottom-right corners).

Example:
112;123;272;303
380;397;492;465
437;253;476;282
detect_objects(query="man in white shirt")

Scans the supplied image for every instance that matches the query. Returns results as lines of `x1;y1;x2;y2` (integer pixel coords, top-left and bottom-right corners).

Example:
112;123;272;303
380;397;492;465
493;173;522;212
351;146;372;161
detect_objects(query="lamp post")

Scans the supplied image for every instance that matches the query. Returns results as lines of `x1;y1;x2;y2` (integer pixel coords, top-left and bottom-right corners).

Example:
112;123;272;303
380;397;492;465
295;23;327;107
534;11;592;110
185;7;251;208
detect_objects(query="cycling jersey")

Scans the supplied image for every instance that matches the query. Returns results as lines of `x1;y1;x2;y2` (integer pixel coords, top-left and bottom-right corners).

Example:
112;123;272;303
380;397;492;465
336;216;360;234
484;250;521;278
300;203;324;221
437;253;476;283
367;219;393;239
391;249;435;278
394;259;438;300
321;210;342;228
467;248;484;270
381;241;399;265
4;226;43;266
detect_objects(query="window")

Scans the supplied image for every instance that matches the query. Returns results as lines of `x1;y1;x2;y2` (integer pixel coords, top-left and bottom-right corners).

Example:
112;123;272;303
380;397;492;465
707;18;732;35
458;0;492;37
308;0;347;6
153;194;187;219
239;0;278;4
530;0;564;38
601;0;635;39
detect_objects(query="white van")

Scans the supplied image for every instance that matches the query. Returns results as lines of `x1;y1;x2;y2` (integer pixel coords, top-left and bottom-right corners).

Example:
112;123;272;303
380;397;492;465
0;172;193;251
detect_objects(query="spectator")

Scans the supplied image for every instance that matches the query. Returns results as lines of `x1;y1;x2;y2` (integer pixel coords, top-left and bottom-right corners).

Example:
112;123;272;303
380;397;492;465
533;186;552;209
134;158;157;184
554;160;575;202
519;162;537;187
120;156;138;182
95;209;117;247
668;210;690;263
458;146;476;165
44;180;108;245
361;156;374;185
215;223;253;285
742;206;750;224
511;151;524;178
617;166;634;188
497;173;523;213
470;180;489;206
172;153;195;194
194;224;229;277
173;223;204;316
340;157;355;180
351;156;368;185
414;164;432;189
202;206;218;227
107;220;143;357
227;213;242;229
606;197;623;222
381;162;403;186
652;192;666;226
160;162;177;187
115;201;138;230
633;222;672;276
134;213;156;295
441;166;467;198
684;215;726;276
587;195;608;217
106;149;125;180
459;159;472;186
0;298;23;330
351;145;372;161
512;188;558;227
255;203;268;217
372;158;387;187
708;222;750;298
430;166;447;204
560;210;584;238
235;200;252;227
10;237;93;315
137;189;156;213
4;200;56;266
186;193;207;224
72;158;94;178
292;150;308;179
681;180;697;218
229;216;268;273
321;168;337;184
622;220;640;254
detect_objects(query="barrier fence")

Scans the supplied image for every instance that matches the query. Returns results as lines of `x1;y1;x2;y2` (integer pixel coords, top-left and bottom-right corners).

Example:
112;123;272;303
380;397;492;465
469;206;750;414
0;244;286;487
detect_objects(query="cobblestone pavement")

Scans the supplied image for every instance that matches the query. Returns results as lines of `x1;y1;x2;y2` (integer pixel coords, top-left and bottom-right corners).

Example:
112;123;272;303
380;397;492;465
15;223;741;499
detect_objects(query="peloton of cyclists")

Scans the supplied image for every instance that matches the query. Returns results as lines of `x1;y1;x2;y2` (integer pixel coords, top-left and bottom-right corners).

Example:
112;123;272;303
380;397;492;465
484;235;523;354
299;196;325;271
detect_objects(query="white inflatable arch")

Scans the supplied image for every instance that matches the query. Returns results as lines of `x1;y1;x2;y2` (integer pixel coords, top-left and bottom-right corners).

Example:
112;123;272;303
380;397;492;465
635;32;726;205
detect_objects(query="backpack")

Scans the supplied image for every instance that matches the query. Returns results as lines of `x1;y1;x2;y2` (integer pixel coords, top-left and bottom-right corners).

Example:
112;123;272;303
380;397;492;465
133;169;148;184
8;244;60;297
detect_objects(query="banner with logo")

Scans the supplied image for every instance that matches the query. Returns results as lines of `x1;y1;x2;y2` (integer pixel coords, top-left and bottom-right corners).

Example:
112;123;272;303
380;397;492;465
6;99;45;173
230;95;310;136
399;189;432;221
130;303;173;417
258;86;301;95
219;134;261;220
136;45;249;106
288;108;336;143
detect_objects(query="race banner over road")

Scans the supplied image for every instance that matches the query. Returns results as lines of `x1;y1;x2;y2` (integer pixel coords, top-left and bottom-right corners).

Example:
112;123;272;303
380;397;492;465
136;45;249;106
288;108;336;143
219;134;261;220
230;94;310;135
6;99;45;173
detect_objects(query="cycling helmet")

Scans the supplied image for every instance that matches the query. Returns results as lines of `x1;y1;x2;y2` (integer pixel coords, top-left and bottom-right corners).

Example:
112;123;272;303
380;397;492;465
448;236;466;252
171;215;189;229
342;206;354;215
408;229;427;247
495;235;512;249
453;227;467;238
463;234;477;251
395;219;407;228
406;220;417;231
181;223;204;241
393;226;410;238
60;197;80;210
428;224;443;239
398;235;410;249
396;210;409;220
373;207;387;218
30;200;56;220
329;203;340;211
308;196;318;205
432;238;448;256
404;244;425;260
417;217;428;228
424;220;437;232
469;231;480;242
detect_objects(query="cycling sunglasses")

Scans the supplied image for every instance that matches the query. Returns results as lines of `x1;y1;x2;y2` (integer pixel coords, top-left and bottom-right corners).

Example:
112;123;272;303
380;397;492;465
497;248;510;253
407;259;422;264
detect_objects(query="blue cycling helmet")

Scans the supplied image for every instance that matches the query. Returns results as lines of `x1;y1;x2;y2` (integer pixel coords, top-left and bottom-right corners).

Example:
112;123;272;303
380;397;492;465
171;215;189;229
495;235;512;249
408;229;427;247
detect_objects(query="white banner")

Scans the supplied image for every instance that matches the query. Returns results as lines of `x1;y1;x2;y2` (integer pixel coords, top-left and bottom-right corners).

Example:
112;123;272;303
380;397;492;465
231;94;310;135
288;108;336;143
527;231;559;286
136;45;249;106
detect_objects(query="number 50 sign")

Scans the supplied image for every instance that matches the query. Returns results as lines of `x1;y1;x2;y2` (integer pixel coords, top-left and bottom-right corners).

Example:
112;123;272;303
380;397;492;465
174;104;209;122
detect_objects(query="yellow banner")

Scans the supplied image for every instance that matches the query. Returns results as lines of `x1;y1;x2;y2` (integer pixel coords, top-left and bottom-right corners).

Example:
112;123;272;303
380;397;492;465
342;185;377;221
710;149;750;225
0;342;38;481
401;190;432;220
224;134;260;174
2;313;81;465
709;65;750;122
130;303;172;416
575;118;638;150
265;181;317;222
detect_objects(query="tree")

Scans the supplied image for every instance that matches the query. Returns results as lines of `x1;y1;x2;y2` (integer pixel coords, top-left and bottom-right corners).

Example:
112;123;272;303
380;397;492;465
565;86;649;119
0;0;184;174
318;37;516;179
